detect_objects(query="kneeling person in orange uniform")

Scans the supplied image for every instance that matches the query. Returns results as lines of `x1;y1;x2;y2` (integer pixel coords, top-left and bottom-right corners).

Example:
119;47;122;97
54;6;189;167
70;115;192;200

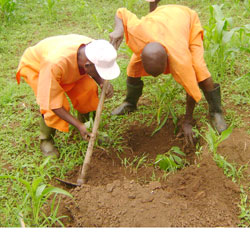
109;5;227;145
16;34;120;156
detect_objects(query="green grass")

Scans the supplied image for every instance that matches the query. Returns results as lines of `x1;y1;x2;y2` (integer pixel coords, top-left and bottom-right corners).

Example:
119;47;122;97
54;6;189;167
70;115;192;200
0;0;249;227
239;187;250;227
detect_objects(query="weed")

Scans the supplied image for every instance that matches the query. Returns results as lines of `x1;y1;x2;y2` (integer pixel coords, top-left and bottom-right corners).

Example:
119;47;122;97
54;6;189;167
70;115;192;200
135;155;148;171
21;156;60;180
92;13;103;33
119;44;133;58
233;72;250;83
239;187;250;227
123;0;137;10
195;143;203;160
0;0;16;20
196;124;246;182
243;0;250;15
150;170;156;181
231;72;250;106
40;196;67;227
214;153;246;182
120;154;148;173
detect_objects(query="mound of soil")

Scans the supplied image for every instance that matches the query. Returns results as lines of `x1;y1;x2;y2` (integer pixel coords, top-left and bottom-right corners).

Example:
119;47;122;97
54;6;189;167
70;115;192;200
57;121;248;227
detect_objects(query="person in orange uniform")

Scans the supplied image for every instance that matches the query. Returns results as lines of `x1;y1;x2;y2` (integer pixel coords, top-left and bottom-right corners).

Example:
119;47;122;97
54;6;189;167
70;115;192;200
16;34;120;156
109;5;227;145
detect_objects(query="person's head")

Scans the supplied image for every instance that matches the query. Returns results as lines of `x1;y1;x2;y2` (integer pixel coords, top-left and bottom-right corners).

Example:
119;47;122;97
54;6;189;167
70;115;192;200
78;40;120;80
141;42;167;77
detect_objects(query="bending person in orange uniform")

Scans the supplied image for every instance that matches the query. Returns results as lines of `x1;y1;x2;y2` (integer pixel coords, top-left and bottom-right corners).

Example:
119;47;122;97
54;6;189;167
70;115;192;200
16;34;120;156
109;5;227;145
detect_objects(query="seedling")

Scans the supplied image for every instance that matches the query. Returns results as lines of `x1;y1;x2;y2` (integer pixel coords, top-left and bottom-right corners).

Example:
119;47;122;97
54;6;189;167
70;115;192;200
155;146;188;172
0;175;72;226
196;123;233;155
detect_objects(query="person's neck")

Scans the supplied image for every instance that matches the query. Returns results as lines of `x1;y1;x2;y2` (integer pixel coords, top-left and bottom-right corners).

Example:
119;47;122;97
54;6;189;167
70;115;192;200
77;45;86;75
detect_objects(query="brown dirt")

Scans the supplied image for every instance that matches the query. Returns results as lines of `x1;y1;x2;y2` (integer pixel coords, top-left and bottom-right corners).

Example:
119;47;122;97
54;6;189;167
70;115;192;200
217;128;250;186
56;120;249;227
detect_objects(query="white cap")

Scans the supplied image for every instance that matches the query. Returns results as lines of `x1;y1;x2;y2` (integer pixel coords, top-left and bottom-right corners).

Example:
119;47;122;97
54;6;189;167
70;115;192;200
85;40;120;80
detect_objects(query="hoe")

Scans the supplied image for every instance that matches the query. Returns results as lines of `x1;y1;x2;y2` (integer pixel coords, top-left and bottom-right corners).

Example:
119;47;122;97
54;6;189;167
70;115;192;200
55;80;109;187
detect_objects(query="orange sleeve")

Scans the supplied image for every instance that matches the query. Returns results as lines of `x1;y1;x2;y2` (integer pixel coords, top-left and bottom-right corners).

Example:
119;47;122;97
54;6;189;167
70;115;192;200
117;8;134;47
189;10;204;44
116;8;146;55
37;60;65;110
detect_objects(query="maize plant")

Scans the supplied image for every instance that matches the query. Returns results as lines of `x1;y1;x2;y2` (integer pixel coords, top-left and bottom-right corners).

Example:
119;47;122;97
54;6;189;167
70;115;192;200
150;76;180;136
44;0;58;16
0;175;72;226
204;4;250;78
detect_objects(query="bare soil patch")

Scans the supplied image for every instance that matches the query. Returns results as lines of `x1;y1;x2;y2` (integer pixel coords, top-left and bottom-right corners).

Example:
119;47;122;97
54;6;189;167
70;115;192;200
56;120;248;227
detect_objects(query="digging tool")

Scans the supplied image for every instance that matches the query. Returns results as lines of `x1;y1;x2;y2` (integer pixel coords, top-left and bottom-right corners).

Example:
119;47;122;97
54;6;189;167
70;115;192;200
55;80;109;187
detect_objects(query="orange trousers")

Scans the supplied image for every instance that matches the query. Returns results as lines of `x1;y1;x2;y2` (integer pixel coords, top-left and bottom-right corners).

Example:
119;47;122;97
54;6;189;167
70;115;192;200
19;67;99;132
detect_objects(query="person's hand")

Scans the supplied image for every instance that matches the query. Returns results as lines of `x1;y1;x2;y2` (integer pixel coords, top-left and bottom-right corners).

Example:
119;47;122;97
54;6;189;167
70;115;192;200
77;123;92;141
109;30;124;50
100;82;114;98
181;120;195;146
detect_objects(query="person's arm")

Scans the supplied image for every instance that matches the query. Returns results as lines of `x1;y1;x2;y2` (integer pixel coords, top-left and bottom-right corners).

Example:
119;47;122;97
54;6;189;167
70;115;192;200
90;72;104;86
181;93;196;145
52;107;92;140
85;63;114;99
146;0;160;12
109;14;124;50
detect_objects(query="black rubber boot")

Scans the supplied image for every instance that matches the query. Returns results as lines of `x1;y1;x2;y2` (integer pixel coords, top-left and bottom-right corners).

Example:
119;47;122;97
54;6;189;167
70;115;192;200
203;83;227;133
39;117;59;157
112;80;144;115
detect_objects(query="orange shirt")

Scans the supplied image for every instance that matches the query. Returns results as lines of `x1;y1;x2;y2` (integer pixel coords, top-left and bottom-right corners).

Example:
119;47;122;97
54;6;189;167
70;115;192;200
16;34;93;110
117;5;211;102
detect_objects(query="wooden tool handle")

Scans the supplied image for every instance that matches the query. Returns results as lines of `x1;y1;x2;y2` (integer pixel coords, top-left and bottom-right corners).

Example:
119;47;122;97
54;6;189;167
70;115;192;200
77;80;108;185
